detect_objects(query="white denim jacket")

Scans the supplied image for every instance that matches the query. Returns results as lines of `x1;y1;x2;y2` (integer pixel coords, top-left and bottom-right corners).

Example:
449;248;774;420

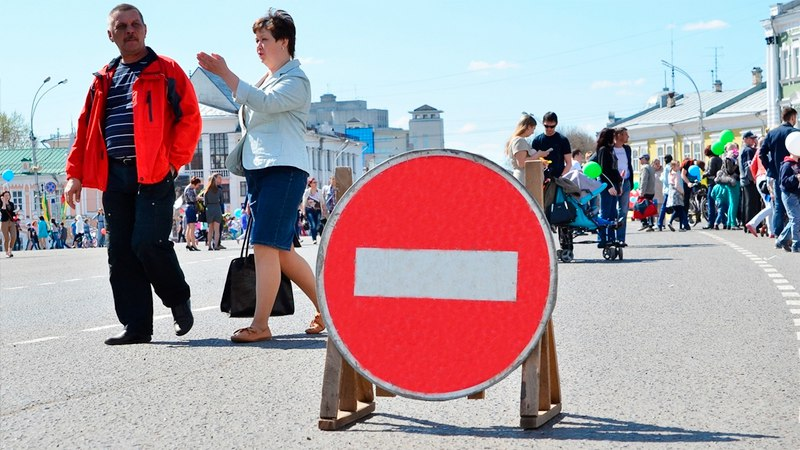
232;59;311;173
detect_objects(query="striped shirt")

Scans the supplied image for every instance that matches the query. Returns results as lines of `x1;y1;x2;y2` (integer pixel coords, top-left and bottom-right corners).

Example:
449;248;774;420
104;53;155;158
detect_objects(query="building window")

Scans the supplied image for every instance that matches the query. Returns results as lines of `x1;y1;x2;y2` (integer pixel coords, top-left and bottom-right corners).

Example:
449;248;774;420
794;46;800;78
693;143;701;161
11;190;24;217
210;133;228;170
240;181;247;195
782;49;790;79
190;139;203;170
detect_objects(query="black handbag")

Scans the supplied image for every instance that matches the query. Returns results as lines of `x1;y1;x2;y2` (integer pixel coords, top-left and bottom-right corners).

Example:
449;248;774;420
220;219;295;317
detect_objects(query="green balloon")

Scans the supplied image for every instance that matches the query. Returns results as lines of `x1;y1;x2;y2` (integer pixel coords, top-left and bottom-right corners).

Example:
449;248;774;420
633;181;640;190
583;161;601;179
712;141;725;156
719;129;734;144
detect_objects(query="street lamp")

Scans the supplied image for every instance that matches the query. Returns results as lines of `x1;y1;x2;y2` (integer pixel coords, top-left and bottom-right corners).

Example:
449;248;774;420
30;76;67;215
661;60;704;150
333;139;352;166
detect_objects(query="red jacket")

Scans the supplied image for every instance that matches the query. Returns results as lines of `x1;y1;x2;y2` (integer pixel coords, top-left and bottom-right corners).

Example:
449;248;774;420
66;49;201;190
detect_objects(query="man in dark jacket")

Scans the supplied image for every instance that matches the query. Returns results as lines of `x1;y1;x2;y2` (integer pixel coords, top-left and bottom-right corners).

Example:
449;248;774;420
760;106;797;238
739;131;760;230
776;153;800;252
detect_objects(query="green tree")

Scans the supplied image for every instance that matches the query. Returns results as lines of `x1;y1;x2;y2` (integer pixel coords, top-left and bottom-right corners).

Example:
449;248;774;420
0;112;29;150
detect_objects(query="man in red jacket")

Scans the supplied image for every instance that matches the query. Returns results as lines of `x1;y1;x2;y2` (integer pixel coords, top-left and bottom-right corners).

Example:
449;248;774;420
64;3;202;345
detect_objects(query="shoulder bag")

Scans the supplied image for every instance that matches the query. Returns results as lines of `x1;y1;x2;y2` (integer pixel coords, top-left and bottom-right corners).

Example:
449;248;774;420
220;217;295;317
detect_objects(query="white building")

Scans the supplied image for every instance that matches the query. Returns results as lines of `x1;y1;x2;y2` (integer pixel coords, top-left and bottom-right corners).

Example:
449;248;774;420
762;0;800;127
408;105;445;150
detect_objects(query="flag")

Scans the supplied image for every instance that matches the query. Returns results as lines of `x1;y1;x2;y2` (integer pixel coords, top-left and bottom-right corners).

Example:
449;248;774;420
61;194;67;220
41;194;50;223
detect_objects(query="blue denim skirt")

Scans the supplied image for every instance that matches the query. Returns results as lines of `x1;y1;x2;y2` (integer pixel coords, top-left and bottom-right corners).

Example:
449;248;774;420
244;166;308;251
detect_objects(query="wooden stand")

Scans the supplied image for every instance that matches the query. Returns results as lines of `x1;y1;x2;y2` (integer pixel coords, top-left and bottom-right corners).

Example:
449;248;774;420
519;160;562;429
317;160;562;430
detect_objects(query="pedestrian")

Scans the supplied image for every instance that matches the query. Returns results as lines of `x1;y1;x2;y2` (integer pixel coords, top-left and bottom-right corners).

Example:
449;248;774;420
760;106;797;238
59;222;69;248
199;173;224;250
64;3;201;345
652;158;664;216
709;182;728;229
775;149;800;252
746;139;774;237
703;145;722;229
666;160;686;231
610;127;634;243
720;143;741;230
94;208;106;247
302;178;327;245
27;223;39;250
505;113;550;183
679;158;696;230
1;191;17;257
183;176;201;250
657;154;673;231
637;154;656;231
531;111;573;179
197;8;326;342
595;128;620;247
570;149;584;172
37;216;49;249
321;175;337;215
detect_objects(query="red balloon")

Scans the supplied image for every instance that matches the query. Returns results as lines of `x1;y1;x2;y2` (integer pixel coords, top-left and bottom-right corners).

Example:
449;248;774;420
100;228;106;235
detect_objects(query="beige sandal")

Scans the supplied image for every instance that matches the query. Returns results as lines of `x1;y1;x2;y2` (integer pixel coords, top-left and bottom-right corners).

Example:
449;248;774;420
305;313;325;334
231;326;272;343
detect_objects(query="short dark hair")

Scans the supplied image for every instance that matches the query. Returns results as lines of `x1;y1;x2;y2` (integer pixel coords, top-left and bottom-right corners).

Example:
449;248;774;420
253;9;297;58
571;149;582;158
542;111;558;124
614;127;628;136
109;3;145;25
781;106;797;122
664;154;673;164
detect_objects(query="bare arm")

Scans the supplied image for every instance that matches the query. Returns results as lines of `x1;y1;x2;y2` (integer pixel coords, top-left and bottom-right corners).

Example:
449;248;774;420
196;52;240;95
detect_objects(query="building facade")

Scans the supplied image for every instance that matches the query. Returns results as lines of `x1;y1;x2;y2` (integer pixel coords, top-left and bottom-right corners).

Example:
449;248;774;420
762;0;800;127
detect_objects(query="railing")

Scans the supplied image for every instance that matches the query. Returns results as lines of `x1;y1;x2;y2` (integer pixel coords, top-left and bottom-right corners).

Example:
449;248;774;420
181;169;231;179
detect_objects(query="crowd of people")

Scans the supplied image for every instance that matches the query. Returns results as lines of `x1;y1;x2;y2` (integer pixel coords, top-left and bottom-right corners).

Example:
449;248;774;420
0;196;107;255
507;109;800;253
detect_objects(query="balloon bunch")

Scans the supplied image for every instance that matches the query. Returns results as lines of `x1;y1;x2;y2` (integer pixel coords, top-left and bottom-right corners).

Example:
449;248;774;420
1;169;13;182
785;132;800;157
710;129;735;156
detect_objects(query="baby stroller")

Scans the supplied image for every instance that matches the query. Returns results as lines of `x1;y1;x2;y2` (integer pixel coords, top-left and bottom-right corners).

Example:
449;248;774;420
544;172;624;262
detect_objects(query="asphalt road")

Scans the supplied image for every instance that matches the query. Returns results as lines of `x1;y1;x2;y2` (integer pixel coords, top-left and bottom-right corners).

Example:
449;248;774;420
1;227;799;449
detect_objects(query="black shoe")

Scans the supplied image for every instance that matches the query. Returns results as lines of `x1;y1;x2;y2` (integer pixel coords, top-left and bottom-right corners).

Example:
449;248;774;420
172;299;194;336
667;224;675;232
105;329;152;345
618;242;628;247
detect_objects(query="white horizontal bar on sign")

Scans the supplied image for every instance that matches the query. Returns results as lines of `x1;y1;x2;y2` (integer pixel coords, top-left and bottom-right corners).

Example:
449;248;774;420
354;248;518;301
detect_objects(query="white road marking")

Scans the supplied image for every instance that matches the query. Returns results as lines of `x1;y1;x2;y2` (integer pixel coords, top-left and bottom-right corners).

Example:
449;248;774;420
63;278;82;282
194;306;217;312
778;285;796;290
794;318;800;326
82;324;120;332
37;282;55;286
3;286;26;290
787;300;800;305
790;309;800;315
9;336;62;345
774;279;789;284
354;248;518;301
768;273;784;278
764;268;778;273
89;275;105;279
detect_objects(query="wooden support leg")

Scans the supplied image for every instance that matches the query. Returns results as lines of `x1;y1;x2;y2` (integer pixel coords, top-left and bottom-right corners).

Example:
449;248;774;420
519;319;562;429
319;339;376;430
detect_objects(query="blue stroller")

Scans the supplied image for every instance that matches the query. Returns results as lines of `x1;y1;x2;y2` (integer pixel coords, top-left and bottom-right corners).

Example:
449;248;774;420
544;172;624;262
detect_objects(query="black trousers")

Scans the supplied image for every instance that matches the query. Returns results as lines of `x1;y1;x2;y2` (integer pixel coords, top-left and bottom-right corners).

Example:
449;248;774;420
103;160;190;335
741;182;760;226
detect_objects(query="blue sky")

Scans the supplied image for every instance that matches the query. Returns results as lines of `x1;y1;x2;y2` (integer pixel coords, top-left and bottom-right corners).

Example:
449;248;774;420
0;0;776;164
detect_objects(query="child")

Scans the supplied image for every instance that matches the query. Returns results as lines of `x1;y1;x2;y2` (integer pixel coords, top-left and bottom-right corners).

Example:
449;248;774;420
709;182;729;229
776;152;800;252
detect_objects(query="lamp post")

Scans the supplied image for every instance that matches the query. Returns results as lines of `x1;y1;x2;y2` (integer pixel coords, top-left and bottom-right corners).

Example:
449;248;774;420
661;60;704;151
30;76;67;215
333;139;352;167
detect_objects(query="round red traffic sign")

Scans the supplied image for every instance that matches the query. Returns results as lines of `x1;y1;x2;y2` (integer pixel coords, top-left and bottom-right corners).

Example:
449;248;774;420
317;149;556;400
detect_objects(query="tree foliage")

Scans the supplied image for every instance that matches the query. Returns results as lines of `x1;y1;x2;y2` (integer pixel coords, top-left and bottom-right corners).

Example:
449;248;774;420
0;112;29;150
561;126;596;156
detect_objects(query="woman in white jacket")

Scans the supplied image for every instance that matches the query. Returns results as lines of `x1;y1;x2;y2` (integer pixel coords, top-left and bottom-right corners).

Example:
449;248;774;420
198;9;325;343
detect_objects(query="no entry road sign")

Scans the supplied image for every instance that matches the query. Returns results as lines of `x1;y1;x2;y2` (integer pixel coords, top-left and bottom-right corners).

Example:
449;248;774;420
317;149;557;400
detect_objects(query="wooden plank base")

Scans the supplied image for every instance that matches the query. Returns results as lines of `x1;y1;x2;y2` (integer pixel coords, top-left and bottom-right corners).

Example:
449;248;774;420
319;401;376;431
519;403;562;429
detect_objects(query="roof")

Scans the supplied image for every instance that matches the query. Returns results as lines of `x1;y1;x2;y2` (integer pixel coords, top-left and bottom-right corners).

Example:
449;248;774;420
611;84;765;129
711;88;767;117
191;67;239;113
199;103;237;118
412;104;441;112
0;147;69;175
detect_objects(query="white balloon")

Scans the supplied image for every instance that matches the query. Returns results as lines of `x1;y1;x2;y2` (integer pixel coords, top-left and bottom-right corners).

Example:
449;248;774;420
785;131;800;157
